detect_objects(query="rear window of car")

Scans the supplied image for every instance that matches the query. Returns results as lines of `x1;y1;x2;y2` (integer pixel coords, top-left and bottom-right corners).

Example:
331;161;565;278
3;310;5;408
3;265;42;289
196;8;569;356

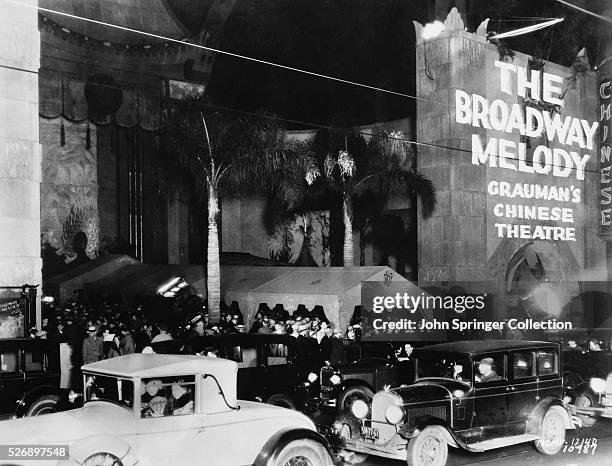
512;351;535;379
0;350;18;373
24;349;46;372
141;375;196;417
538;350;558;376
234;346;258;368
267;343;289;366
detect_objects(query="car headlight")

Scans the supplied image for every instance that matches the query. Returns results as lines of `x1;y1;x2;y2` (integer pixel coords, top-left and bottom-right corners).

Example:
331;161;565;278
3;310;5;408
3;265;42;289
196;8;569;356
385;404;405;424
590;377;606;393
329;374;342;385
308;372;318;383
351;399;369;419
453;389;465;398
68;390;82;403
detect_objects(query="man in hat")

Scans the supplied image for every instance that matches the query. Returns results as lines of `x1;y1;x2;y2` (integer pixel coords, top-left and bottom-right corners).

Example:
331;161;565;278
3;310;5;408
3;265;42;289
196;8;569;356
82;325;104;365
258;317;272;334
330;328;347;364
249;313;263;334
151;324;173;343
119;324;136;355
476;357;501;383
319;325;333;362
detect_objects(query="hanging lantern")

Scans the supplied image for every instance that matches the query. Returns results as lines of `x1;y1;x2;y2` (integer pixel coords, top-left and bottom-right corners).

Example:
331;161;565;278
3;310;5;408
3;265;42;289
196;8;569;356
85;74;123;115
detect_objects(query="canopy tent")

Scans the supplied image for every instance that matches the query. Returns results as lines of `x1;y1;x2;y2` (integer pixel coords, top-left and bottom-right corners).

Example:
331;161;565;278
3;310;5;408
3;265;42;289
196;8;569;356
223;266;411;330
82;264;206;303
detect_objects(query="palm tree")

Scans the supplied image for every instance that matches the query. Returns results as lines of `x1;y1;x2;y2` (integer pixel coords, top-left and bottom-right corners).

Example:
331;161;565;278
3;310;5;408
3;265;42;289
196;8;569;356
270;129;437;267
158;100;287;322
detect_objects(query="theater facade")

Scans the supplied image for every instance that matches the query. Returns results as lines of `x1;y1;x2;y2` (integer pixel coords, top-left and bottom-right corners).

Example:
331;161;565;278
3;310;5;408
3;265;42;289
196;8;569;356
414;9;607;320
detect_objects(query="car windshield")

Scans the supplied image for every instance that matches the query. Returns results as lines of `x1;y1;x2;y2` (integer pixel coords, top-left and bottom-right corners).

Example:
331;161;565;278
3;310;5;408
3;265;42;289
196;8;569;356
84;373;134;407
415;353;472;385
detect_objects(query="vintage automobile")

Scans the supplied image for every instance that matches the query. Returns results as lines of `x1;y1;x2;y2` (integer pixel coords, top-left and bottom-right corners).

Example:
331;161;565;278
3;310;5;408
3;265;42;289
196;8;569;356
557;333;612;427
329;340;577;466
0;338;64;418
0;353;334;466
152;333;311;410
304;341;415;412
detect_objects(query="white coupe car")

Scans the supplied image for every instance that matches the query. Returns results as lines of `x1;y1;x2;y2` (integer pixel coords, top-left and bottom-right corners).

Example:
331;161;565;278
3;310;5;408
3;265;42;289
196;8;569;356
0;354;334;466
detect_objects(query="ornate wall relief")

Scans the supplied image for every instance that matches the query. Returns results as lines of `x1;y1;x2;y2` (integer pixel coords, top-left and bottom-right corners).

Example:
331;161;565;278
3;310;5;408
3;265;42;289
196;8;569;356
40;117;99;261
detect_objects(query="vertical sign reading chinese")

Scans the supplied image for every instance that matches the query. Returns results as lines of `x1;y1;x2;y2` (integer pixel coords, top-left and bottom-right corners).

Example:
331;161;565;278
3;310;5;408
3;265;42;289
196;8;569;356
600;74;612;234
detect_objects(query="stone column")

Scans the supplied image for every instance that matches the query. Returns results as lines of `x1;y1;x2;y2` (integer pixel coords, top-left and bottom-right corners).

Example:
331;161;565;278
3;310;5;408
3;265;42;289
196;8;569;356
0;0;42;326
167;196;189;264
414;8;489;285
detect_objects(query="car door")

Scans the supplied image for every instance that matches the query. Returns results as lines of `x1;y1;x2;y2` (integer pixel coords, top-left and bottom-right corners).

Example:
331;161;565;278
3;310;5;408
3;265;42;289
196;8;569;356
507;349;537;429
537;348;562;400
0;341;23;417
233;344;266;401
263;340;297;399
471;352;508;432
22;340;58;395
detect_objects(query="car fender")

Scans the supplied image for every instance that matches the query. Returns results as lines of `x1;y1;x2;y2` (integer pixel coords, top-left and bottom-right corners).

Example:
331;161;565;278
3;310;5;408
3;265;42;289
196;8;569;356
399;416;459;448
526;397;574;435
14;385;63;417
68;434;139;466
341;379;375;393
253;428;332;466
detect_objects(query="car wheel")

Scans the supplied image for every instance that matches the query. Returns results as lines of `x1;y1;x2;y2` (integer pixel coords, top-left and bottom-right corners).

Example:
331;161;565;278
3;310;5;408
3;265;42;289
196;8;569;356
575;392;598;428
272;439;332;466
82;452;124;466
533;409;566;455
338;386;374;412
267;394;297;410
26;394;60;416
406;426;448;466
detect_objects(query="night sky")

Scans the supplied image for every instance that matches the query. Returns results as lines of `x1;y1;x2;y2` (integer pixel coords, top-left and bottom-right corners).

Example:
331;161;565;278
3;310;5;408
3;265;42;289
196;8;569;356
206;0;611;128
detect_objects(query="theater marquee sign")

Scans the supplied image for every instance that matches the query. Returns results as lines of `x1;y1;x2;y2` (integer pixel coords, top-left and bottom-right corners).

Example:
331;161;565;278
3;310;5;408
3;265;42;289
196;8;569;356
600;74;612;235
455;61;599;242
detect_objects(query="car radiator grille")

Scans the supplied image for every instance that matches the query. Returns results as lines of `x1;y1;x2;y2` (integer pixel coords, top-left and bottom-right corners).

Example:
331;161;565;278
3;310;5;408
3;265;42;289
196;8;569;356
405;406;447;421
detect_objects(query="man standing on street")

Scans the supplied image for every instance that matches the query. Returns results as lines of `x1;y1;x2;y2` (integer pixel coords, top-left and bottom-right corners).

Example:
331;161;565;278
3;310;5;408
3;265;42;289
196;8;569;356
82;325;104;365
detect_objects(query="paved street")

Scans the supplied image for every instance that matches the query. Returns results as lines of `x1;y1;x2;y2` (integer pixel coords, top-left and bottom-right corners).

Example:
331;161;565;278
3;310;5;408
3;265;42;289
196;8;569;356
324;416;612;466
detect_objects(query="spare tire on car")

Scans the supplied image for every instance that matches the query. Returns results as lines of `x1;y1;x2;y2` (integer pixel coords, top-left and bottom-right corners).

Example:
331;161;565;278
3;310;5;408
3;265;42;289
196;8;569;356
271;438;333;466
26;394;60;416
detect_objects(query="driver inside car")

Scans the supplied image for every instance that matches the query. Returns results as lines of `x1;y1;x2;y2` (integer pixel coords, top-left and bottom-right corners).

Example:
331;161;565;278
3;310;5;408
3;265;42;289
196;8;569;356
475;358;501;383
453;364;465;381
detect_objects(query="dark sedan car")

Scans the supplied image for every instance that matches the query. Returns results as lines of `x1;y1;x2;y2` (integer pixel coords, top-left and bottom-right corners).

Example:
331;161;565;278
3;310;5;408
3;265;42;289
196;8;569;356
304;341;416;412
329;340;577;466
0;338;63;418
559;336;612;427
152;333;310;410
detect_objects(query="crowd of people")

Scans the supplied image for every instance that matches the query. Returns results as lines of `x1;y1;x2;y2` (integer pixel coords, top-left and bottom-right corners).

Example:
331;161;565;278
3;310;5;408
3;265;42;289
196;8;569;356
34;299;366;389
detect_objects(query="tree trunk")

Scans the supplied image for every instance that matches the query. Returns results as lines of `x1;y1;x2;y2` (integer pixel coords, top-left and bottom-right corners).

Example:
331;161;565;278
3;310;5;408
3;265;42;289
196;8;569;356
207;184;221;323
359;229;366;266
343;196;354;267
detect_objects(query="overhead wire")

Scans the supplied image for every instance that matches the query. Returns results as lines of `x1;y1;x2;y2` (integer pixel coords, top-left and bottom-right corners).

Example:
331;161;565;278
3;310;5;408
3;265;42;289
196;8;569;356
553;0;612;24
2;0;452;109
2;0;604;176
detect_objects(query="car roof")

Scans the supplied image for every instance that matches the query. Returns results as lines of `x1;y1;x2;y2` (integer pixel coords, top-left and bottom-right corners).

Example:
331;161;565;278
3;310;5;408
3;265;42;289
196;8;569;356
83;353;236;378
190;333;295;343
414;340;558;356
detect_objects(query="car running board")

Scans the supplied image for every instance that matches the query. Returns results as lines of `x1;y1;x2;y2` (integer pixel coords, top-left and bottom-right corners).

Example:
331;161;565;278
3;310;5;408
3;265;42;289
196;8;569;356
465;434;540;452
